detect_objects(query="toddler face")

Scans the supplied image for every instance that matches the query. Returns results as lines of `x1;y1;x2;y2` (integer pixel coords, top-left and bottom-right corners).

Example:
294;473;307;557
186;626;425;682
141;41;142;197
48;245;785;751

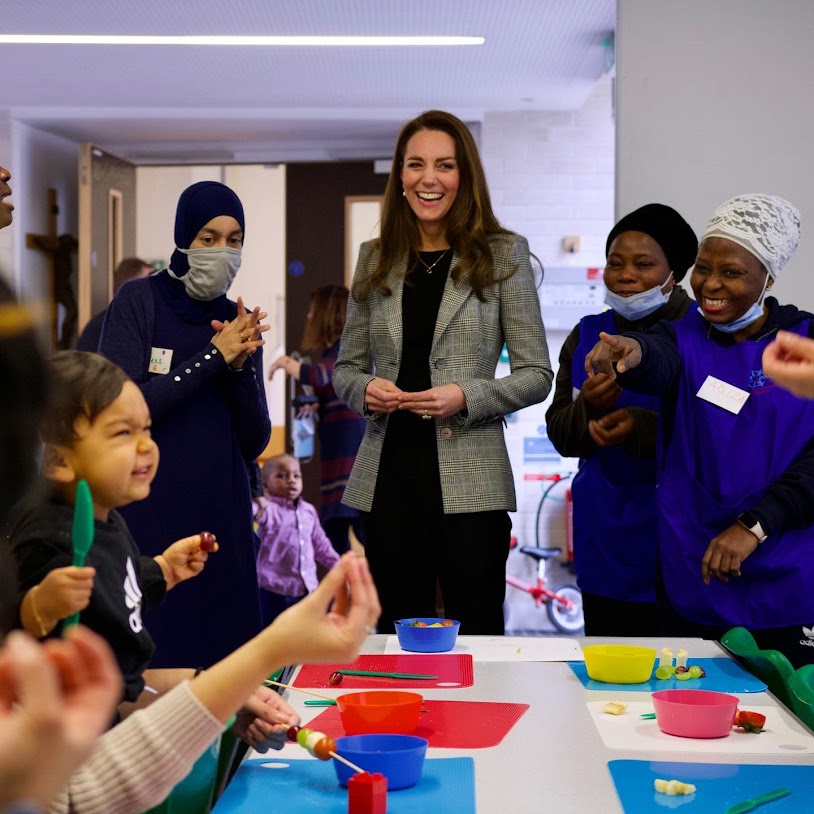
62;381;159;519
266;457;302;502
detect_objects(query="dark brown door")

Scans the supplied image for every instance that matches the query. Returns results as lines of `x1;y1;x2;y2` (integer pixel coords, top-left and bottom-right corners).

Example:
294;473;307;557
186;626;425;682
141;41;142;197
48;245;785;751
284;161;387;506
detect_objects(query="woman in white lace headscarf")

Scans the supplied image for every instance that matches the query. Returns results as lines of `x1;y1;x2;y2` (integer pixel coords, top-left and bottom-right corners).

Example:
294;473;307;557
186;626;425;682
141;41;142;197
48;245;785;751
583;194;814;668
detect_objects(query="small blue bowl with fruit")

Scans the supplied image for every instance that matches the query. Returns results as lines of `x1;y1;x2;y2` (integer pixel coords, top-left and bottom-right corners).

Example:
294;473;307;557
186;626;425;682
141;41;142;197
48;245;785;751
394;618;460;653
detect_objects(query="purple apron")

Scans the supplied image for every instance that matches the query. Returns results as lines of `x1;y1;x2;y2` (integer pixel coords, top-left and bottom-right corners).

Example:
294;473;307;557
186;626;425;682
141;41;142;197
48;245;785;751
570;310;661;602
659;310;814;628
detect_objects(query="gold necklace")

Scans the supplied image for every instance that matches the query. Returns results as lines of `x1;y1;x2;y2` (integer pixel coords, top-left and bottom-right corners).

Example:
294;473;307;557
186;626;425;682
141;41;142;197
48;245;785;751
416;248;451;274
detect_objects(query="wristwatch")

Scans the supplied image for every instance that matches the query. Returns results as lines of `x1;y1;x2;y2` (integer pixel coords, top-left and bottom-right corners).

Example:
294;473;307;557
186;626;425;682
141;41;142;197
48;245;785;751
737;511;768;543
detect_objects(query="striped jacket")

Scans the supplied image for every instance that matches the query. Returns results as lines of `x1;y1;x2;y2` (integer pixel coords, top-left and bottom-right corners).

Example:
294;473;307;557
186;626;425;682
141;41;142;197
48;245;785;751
333;233;553;514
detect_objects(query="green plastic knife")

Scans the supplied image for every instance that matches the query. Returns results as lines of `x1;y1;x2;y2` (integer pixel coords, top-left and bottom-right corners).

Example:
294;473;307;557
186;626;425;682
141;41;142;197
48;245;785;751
337;670;438;680
725;788;791;814
65;479;94;627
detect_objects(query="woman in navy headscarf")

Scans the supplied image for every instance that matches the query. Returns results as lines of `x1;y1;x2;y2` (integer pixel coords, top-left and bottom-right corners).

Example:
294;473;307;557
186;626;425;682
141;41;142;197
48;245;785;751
100;181;271;668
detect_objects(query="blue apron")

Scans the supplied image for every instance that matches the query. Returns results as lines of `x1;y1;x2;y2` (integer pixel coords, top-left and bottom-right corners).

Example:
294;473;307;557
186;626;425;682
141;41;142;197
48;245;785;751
570;310;661;602
659;310;814;628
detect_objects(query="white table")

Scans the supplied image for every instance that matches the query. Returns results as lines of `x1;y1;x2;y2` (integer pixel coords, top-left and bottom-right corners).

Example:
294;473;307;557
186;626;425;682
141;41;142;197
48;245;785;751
223;636;814;814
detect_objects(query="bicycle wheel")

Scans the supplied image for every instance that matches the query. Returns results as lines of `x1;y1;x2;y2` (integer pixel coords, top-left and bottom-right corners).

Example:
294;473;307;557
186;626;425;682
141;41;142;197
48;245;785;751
546;584;584;634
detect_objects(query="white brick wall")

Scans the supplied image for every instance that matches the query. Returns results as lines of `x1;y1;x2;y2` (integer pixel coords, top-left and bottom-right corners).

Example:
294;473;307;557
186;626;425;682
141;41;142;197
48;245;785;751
481;78;616;632
482;76;615;270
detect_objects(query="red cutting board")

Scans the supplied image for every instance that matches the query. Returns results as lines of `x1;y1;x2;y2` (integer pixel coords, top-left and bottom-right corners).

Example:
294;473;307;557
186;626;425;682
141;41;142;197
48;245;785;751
293;654;473;689
305;699;528;748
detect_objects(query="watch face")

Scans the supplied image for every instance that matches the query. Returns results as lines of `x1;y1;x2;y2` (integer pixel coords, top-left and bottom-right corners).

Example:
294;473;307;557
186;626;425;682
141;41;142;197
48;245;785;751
739;512;758;528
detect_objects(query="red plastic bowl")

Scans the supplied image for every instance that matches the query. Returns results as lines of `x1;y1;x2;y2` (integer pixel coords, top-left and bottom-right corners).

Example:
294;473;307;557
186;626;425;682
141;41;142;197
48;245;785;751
336;691;423;735
652;689;739;738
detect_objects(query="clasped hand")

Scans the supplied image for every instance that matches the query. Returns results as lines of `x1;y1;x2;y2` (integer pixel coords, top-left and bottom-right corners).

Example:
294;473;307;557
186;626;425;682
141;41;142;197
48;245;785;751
364;378;466;419
581;373;623;413
588;408;635;447
210;296;270;367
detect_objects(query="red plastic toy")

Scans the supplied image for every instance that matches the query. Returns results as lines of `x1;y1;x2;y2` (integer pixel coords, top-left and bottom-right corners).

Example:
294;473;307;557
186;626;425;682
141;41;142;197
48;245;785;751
348;772;387;814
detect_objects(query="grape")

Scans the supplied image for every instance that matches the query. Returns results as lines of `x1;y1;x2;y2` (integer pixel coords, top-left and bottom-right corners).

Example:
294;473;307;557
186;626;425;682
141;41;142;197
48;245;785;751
688;665;705;678
655;666;673;680
199;531;216;552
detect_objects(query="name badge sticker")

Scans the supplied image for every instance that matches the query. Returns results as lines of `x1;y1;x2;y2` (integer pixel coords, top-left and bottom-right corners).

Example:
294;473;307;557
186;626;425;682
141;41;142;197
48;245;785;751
149;347;173;375
696;374;749;415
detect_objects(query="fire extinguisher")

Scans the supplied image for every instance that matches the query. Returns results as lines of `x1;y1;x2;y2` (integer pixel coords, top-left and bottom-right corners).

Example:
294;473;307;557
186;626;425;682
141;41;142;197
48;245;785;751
565;487;574;564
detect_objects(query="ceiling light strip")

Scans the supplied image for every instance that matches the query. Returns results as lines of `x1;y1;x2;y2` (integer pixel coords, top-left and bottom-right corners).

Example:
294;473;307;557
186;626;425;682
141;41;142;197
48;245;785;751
0;34;484;47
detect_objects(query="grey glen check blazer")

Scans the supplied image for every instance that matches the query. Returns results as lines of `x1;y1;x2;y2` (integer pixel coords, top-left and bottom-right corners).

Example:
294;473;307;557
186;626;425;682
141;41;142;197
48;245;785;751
333;233;553;514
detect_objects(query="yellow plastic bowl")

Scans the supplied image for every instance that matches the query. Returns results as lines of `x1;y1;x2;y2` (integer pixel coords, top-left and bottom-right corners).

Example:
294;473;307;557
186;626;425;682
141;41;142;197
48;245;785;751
582;644;657;684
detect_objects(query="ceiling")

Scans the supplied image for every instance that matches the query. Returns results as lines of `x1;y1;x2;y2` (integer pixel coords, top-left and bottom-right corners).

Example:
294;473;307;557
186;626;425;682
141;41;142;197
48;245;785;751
4;0;616;164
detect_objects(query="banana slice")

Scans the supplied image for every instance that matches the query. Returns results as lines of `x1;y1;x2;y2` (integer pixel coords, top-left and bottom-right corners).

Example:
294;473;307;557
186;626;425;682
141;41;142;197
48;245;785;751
654;778;697;796
601;701;627;715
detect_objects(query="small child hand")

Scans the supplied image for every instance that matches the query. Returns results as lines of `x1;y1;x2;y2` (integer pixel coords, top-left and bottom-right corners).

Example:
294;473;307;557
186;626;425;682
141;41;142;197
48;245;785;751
156;534;217;590
233;685;299;751
37;566;96;626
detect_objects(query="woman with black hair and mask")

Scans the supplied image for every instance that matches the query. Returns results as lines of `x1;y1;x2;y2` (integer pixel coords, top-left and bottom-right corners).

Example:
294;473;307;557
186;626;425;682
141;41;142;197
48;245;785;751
100;181;271;669
546;204;698;636
586;194;814;666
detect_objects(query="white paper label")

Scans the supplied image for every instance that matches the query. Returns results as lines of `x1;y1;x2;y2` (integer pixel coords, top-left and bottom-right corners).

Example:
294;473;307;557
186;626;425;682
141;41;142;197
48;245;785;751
149;347;173;375
696;374;749;415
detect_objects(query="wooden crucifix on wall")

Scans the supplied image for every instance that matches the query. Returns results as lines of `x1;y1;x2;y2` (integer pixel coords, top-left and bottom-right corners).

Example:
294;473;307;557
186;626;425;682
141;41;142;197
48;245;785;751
26;188;79;350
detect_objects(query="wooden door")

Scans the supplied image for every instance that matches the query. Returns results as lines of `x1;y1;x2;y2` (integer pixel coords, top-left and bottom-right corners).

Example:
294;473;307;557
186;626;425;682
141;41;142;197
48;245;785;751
77;144;136;332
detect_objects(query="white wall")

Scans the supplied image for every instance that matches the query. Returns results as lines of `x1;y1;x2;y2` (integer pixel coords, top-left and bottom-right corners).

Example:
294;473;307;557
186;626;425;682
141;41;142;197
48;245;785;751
135;164;287;424
223;164;287;426
482;78;615;542
482;78;615;630
617;0;814;309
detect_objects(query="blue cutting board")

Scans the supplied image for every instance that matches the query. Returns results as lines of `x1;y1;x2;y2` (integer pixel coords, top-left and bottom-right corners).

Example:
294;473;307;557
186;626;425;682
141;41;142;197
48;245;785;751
567;657;767;693
609;759;813;813
212;757;476;814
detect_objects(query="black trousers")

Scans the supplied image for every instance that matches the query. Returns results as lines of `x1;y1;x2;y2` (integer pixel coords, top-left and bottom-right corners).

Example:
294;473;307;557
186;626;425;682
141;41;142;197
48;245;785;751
658;594;814;670
581;591;661;637
362;509;511;636
322;515;366;556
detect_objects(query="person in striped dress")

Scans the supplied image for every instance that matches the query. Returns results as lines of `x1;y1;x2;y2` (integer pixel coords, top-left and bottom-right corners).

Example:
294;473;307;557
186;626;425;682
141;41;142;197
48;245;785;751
270;285;366;554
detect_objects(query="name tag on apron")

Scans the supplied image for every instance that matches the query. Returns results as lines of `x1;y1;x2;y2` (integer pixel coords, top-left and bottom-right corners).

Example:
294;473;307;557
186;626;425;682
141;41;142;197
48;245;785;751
696;374;749;415
149;347;173;375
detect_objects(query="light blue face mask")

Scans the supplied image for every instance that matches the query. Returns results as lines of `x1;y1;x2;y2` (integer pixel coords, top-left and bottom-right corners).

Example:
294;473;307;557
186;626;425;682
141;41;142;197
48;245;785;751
697;273;770;334
168;246;241;301
604;273;674;320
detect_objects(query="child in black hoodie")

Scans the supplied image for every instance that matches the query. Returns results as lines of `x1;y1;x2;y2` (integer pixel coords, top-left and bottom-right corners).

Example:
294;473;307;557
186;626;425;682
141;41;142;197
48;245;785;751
10;351;216;702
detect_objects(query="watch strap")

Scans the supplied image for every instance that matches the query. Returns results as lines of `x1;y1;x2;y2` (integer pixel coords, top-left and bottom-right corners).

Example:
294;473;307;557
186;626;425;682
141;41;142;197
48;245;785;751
738;512;768;543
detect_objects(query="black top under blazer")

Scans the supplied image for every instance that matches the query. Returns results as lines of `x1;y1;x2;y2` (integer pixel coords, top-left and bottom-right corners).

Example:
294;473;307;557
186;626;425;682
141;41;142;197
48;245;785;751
333;233;553;514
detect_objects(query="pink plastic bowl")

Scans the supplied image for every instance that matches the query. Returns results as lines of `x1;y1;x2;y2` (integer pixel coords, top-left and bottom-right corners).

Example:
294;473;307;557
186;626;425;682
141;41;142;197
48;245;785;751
652;689;739;739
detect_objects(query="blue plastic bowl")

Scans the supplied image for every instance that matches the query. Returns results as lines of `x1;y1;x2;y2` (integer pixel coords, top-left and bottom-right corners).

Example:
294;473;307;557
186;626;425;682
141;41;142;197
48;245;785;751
332;734;428;789
395;618;460;653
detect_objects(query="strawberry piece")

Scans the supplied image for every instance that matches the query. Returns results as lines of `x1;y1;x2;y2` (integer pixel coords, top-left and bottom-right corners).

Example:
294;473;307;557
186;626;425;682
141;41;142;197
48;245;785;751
733;709;766;733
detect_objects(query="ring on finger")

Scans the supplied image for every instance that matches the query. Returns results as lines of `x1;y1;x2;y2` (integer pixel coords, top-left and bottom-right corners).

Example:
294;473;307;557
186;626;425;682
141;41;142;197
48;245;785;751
421;409;432;420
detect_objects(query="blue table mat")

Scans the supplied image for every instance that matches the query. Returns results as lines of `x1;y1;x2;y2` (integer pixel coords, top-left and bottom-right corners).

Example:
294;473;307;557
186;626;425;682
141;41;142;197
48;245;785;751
608;759;814;813
212;757;476;814
567;657;767;693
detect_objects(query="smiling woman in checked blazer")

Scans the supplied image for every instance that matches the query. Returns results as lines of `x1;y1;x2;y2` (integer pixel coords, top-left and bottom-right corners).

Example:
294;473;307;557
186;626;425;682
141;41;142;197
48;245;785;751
334;110;553;635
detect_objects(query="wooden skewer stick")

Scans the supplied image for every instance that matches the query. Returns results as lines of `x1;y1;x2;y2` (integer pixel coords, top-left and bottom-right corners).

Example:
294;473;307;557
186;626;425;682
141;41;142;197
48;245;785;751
263;678;336;702
329;751;365;774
